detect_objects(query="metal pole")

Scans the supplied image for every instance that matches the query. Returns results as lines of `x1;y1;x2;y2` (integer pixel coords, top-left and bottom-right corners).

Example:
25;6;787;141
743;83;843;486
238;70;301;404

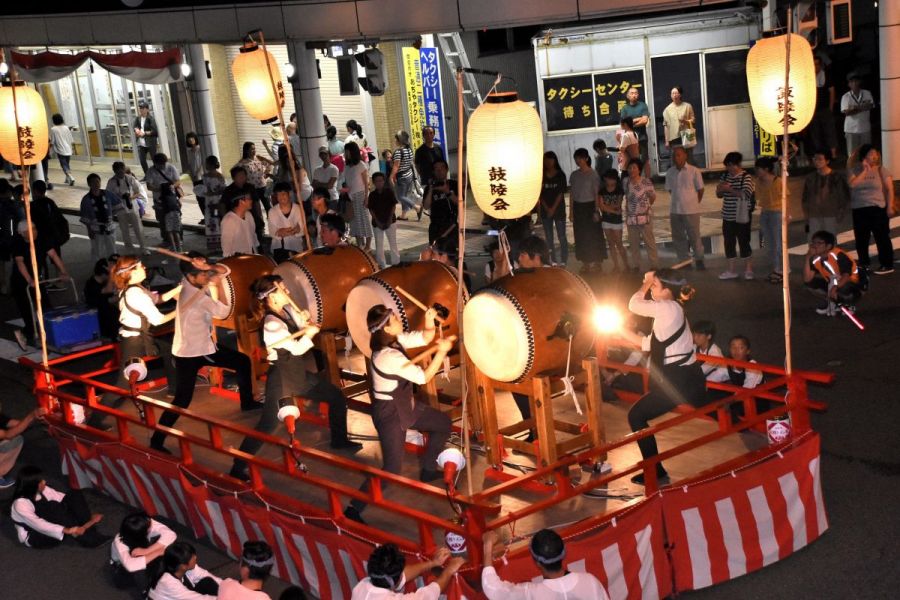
106;69;125;162
257;31;312;251
72;66;93;166
781;13;794;378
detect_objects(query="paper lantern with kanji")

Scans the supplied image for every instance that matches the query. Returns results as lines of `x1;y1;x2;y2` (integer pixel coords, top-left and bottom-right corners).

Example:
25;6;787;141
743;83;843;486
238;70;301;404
231;42;285;124
746;34;816;135
467;91;543;220
0;83;48;166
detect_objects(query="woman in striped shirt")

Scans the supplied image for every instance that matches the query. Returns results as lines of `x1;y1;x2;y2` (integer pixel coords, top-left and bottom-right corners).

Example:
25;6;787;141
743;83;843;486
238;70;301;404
390;129;421;220
716;152;756;280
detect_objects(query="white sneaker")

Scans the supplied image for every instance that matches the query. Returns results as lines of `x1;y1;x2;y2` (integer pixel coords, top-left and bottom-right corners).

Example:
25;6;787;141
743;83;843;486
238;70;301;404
718;271;739;280
14;329;28;351
743;271;754;280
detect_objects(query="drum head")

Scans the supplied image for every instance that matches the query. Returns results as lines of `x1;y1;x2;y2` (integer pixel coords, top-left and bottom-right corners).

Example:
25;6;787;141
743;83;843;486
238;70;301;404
345;279;405;357
273;261;322;324
463;289;532;382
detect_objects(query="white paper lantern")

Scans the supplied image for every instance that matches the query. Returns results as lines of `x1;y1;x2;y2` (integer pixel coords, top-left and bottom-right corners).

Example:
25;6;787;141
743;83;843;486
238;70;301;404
746;34;816;135
0;83;48;166
467;91;543;220
231;42;285;124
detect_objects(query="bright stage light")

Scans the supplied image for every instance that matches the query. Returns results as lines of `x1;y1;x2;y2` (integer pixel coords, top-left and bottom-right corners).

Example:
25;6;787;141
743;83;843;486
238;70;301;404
592;305;623;334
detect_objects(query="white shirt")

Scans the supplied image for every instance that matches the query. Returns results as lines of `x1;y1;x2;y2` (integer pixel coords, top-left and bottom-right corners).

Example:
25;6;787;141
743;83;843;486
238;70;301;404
344;163;369;196
145;163;180;200
50;124;74;156
628;293;696;366
138;116;148;148
371;331;430;401
351;578;440;600
313;163;340;201
665;163;705;215
148;566;221;600
111;518;177;572
216;578;272;599
263;306;313;361
707;357;764;388
11;485;67;545
840;89;874;134
107;174;146;215
220;211;259;257
119;286;167;338
481;566;610;600
173;274;232;358
698;342;728;380
267;204;305;252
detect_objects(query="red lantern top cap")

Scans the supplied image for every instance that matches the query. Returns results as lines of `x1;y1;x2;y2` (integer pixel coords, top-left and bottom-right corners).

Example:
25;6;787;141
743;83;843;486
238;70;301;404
239;41;260;54
485;91;518;104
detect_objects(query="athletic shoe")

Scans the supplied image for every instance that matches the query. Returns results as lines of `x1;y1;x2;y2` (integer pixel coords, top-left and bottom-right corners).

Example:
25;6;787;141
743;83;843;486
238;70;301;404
743;271;755;280
0;475;15;489
815;303;836;316
14;329;28;351
718;271;739;280
872;266;894;276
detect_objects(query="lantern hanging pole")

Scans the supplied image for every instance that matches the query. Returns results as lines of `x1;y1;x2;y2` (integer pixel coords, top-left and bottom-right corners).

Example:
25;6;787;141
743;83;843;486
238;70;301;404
781;12;794;379
256;30;313;251
455;67;474;498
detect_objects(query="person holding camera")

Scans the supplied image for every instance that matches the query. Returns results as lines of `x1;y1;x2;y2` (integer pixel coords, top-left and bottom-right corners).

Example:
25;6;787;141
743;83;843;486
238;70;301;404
107;161;148;255
423;159;458;244
80;173;120;264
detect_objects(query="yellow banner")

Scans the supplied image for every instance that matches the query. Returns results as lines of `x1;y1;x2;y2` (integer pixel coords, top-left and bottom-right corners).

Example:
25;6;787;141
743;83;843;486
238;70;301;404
402;47;426;150
756;121;777;157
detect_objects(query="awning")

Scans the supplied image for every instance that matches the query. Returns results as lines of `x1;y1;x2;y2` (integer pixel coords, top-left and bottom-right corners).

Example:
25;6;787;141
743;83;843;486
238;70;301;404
11;48;183;84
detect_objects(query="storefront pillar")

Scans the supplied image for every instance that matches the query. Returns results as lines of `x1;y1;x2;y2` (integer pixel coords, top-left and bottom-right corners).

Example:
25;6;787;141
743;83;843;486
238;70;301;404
188;44;219;159
287;42;326;169
880;0;900;178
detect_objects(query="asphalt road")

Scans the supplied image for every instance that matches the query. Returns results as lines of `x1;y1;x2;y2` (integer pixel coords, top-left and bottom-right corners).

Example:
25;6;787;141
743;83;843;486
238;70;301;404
0;215;898;599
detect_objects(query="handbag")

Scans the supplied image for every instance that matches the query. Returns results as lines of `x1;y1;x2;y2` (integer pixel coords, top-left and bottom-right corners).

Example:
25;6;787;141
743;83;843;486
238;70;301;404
154;167;184;199
680;127;697;149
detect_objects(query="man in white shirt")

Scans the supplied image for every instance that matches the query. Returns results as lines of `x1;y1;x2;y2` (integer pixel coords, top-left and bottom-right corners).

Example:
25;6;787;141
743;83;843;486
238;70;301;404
217;540;275;600
840;73;874;156
312;145;340;204
149;253;257;453
481;530;610;600
221;194;259;257
49;113;75;186
665;146;706;270
351;544;464;600
107;161;149;255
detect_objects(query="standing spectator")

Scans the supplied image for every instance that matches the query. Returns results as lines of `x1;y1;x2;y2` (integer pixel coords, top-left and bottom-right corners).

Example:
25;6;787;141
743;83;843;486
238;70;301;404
390;130;421;220
599;168;630;273
267;181;305;262
593;139;614;178
423;160;458;245
326;125;345;162
220;166;256;228
481;530;610;600
221;194;259;257
414;125;445;187
311;146;339;206
0;178;24;295
83;258;118;340
344;141;373;249
160;181;183;253
236;142;273;240
755;157;786;284
344;119;367;149
80;173;119;264
716;152;755;280
847;144;895;275
484;240;512;283
539;151;568;267
351;544;464;599
662;86;696;164
692;320;728;383
807;56;838;159
273;144;312;204
217;541;275;600
840;73;875;157
0;406;47;488
618;86;651;175
616;117;640;175
49;114;75;186
30;180;70;280
184;132;205;225
201;156;226;254
109;511;176;593
665;146;705;270
368;172;400;268
569;148;605;274
144;153;182;246
260;126;283;164
133;102;158;176
107;161;148;255
285;122;302;161
802;150;849;238
147;541;220;599
624;158;658;272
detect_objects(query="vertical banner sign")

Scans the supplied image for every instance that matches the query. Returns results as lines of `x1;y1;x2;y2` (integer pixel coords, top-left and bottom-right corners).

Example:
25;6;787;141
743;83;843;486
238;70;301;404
402;47;426;150
418;47;447;148
753;119;777;157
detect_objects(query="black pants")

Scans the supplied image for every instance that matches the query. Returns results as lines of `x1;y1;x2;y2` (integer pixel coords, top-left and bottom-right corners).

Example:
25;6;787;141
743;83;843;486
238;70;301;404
722;220;752;259
150;348;253;448
350;400;451;513
511;392;536;442
627;362;707;473
805;277;862;305
138;146;156;175
23;490;106;548
852;206;893;269
89;335;176;429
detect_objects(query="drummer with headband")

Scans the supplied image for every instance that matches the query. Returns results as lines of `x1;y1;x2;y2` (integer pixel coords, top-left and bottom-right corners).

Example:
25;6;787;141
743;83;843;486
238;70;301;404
616;269;707;486
87;255;184;429
343;304;455;524
229;275;362;481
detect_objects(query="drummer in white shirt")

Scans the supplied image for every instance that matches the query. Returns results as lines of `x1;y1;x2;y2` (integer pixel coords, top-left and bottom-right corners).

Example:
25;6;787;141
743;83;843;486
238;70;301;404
221;194;259;257
351;544;464;600
481;530;610;600
216;541;276;600
267;181;306;260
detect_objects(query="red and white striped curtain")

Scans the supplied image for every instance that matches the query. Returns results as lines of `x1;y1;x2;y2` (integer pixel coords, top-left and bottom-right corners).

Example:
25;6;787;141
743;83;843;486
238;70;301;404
11;48;183;84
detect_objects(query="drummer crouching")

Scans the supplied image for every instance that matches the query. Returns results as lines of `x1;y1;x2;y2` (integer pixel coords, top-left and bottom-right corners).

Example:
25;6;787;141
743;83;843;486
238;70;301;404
229;275;362;481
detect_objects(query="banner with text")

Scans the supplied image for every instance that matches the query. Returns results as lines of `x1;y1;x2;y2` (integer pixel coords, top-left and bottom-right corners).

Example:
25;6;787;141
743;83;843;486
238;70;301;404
543;69;645;132
419;47;447;149
402;47;427;150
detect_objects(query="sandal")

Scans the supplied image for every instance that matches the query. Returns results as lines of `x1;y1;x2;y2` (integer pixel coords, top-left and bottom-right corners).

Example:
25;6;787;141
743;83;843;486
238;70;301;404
767;272;783;284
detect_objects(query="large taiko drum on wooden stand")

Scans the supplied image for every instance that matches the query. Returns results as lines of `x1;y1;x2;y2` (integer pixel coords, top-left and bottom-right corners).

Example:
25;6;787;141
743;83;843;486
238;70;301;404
274;246;378;332
213;254;276;328
463;267;596;382
346;261;467;357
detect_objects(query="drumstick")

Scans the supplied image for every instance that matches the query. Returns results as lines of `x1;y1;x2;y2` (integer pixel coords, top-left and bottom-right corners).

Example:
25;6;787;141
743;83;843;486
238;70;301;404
275;281;315;324
410;335;458;364
395;286;429;312
153;246;193;262
671;258;694;270
269;325;318;350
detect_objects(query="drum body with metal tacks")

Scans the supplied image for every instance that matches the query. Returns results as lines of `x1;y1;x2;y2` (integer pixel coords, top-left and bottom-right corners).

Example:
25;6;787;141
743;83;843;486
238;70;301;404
213;254;276;328
274;245;378;332
463;267;596;382
346;261;466;357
